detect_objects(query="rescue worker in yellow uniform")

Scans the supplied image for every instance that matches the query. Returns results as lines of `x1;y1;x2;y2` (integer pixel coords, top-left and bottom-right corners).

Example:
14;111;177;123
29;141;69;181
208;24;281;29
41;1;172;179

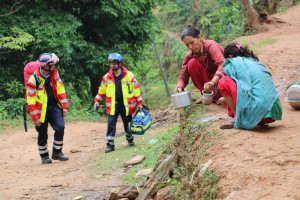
94;53;143;153
26;53;69;164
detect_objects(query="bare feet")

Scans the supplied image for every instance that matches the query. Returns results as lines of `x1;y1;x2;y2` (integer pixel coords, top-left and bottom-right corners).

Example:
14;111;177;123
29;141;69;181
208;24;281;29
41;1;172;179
216;97;226;106
220;118;235;129
195;99;202;104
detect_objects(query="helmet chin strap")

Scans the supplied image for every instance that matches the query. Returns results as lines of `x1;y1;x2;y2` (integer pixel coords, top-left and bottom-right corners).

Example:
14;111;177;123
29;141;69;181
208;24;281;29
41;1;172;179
112;63;121;71
41;63;52;72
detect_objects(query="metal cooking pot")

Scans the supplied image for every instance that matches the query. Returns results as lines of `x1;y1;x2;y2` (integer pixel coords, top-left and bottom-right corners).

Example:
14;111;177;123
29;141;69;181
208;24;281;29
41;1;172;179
171;91;192;109
285;82;300;109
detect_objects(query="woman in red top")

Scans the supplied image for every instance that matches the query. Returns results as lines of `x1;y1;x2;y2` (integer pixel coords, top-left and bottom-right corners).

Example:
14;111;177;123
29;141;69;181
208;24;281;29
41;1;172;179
175;25;225;104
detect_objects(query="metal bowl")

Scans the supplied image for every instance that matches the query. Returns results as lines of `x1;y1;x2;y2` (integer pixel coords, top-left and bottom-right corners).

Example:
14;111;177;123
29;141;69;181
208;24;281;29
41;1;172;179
171;91;192;109
284;98;300;110
286;84;300;100
285;83;300;109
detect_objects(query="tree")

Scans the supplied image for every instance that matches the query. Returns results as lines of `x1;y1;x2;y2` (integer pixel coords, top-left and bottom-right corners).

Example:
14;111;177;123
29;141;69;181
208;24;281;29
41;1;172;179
240;0;297;31
240;0;264;31
0;0;161;100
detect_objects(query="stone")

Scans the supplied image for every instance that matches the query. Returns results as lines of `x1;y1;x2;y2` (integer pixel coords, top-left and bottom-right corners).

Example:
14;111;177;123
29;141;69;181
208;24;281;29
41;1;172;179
118;186;139;200
108;191;118;200
134;169;153;179
154;186;170;200
70;149;81;153
73;196;84;200
124;155;145;167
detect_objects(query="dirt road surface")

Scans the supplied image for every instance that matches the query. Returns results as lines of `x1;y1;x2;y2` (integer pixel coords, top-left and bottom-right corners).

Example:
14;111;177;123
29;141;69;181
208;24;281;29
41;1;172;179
0;122;125;199
0;5;299;200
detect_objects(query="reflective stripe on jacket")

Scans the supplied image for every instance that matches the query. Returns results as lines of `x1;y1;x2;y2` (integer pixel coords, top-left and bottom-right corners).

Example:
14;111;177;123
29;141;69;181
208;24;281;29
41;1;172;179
26;68;69;122
94;67;142;116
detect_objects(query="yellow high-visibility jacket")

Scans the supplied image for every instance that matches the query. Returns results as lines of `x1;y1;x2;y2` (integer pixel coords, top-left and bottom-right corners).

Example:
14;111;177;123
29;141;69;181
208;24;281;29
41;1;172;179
94;67;142;116
26;68;69;122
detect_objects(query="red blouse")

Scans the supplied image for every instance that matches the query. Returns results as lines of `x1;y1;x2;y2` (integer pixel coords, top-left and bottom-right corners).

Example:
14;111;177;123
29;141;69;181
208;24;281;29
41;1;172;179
177;40;225;89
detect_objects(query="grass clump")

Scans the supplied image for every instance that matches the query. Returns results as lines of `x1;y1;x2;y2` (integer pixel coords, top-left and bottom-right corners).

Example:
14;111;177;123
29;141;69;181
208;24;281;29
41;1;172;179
241;39;277;52
92;125;179;186
167;104;222;199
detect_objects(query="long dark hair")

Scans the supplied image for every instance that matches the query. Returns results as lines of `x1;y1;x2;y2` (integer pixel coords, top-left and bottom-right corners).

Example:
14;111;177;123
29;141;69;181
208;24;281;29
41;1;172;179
224;42;259;61
181;25;200;41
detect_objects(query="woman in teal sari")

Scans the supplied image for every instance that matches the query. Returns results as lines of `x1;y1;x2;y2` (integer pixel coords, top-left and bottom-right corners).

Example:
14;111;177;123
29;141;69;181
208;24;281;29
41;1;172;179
204;42;282;130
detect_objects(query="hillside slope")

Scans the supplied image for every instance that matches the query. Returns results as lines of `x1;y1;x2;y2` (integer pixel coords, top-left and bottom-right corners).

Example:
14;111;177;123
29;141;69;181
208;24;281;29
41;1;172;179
206;5;300;200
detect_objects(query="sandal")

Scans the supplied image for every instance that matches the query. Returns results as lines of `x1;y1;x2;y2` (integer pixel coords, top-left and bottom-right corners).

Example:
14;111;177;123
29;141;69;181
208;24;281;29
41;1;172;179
220;119;235;129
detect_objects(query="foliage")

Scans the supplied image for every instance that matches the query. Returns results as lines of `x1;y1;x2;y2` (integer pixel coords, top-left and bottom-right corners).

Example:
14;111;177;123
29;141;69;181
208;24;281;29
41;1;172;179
5;79;24;98
200;169;220;200
0;98;24;119
0;27;34;52
199;0;244;43
0;0;162;103
157;0;244;42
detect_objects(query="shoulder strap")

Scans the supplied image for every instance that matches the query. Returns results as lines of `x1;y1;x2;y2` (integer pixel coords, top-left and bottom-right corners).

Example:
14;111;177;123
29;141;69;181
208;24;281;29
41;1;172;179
33;72;41;89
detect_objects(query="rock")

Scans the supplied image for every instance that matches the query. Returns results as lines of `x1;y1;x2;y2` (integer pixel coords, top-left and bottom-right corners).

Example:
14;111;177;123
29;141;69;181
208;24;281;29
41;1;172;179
70;149;81;153
242;158;253;162
154;186;170;200
134;169;153;179
108;191;118;200
224;191;238;200
124;155;145;167
118;186;139;200
73;196;85;200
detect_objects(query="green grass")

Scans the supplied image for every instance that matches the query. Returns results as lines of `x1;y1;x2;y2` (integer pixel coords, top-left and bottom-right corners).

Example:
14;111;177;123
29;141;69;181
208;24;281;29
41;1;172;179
241;39;277;52
143;84;174;108
167;104;222;199
92;125;179;186
201;169;221;200
0;118;27;135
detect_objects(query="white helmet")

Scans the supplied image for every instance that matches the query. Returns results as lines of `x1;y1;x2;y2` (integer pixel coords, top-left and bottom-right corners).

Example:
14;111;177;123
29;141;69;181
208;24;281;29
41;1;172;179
51;53;59;63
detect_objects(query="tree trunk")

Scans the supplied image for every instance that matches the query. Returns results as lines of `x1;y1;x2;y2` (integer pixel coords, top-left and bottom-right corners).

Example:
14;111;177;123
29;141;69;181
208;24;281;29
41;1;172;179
240;0;264;31
268;0;277;13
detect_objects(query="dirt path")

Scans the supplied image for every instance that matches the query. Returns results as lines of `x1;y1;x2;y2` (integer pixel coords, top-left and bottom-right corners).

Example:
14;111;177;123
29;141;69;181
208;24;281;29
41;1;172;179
0;121;126;199
206;5;300;200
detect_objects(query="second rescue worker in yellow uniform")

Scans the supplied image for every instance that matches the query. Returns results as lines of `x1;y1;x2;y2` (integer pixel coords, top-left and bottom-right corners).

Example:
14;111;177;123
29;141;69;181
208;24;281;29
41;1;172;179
94;53;143;153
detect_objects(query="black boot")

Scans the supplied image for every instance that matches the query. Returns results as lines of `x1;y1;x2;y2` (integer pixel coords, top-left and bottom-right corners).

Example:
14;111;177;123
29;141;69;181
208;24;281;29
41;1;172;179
127;139;135;146
41;156;52;164
52;151;69;161
126;134;135;146
105;143;115;153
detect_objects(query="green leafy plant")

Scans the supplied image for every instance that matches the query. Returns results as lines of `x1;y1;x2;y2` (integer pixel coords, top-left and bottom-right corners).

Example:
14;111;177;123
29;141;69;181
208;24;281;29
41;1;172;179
0;98;24;119
5;80;24;98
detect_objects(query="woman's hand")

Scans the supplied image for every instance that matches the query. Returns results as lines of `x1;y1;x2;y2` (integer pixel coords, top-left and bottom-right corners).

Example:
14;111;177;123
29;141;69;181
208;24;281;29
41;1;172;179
204;81;215;91
174;87;183;93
